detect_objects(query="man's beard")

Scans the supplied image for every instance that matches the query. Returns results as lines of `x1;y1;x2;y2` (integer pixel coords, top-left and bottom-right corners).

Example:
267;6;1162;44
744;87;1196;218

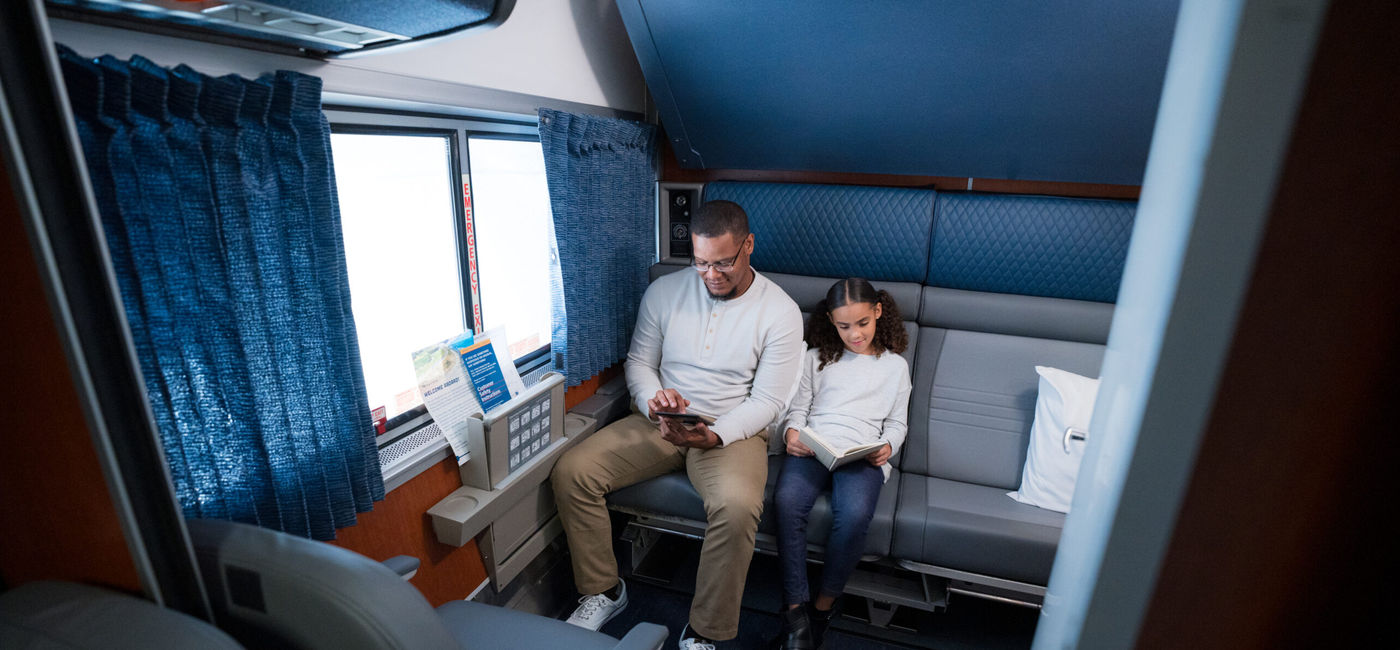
707;284;739;301
706;268;750;301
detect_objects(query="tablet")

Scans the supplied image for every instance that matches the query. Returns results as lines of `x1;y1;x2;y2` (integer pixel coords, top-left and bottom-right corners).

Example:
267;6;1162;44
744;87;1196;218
654;411;714;426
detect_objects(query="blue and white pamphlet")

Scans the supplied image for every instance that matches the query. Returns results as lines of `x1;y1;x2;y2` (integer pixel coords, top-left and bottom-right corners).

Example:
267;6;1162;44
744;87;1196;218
448;327;526;414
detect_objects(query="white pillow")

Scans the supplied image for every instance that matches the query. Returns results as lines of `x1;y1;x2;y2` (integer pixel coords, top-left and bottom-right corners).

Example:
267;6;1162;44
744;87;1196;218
1008;366;1100;513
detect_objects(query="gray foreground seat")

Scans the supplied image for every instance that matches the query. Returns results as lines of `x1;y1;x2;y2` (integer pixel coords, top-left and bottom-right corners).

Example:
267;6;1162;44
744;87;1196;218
186;518;668;650
0;580;241;649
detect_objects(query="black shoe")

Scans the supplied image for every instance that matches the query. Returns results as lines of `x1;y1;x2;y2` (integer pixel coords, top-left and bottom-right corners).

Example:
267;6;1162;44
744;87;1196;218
776;605;814;650
808;603;835;650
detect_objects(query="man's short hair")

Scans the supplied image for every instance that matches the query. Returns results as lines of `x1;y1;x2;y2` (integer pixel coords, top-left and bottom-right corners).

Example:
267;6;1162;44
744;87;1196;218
691;200;750;240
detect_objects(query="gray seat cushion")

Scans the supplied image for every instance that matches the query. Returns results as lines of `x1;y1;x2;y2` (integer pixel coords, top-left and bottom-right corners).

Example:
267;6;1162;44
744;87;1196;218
607;464;709;523
607;455;900;556
892;473;1065;585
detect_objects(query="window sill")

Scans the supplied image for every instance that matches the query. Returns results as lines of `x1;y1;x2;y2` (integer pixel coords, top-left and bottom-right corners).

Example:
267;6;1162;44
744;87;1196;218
378;422;451;493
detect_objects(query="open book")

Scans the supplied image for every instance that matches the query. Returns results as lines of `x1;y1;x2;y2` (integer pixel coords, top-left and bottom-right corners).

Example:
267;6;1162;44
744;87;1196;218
798;427;886;471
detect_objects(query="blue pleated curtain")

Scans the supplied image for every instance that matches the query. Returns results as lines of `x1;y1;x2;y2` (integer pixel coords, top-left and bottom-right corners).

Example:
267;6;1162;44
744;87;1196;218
539;109;657;386
57;46;383;541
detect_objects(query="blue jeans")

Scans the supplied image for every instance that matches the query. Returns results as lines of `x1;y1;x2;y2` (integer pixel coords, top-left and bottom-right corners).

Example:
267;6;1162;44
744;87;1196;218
774;454;885;606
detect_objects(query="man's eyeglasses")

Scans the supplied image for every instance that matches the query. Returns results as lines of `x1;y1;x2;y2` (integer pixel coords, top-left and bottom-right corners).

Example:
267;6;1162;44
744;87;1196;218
691;246;744;273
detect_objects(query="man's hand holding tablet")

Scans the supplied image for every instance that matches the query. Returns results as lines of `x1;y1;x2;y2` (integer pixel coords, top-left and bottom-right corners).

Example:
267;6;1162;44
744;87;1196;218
648;389;720;449
647;388;690;420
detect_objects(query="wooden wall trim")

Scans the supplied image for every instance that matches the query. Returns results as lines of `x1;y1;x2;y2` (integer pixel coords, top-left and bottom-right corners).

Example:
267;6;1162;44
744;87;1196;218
330;455;488;608
565;365;622;411
0;154;142;593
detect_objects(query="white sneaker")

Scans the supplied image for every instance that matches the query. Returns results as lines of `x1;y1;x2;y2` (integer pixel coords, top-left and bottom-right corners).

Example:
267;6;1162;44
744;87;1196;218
678;624;717;650
564;580;628;631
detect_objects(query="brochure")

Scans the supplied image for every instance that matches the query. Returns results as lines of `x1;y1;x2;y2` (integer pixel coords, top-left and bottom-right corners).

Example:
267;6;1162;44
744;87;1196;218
447;327;525;414
798;427;886;471
411;342;483;465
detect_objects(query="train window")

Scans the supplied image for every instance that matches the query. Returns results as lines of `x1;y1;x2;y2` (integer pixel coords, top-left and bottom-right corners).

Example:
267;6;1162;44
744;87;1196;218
466;136;554;363
331;131;466;424
325;108;550;439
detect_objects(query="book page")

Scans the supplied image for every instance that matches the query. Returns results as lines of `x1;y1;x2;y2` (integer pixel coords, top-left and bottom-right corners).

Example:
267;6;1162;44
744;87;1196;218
827;442;885;470
798;427;838;455
798;427;840;471
839;441;886;457
799;427;885;471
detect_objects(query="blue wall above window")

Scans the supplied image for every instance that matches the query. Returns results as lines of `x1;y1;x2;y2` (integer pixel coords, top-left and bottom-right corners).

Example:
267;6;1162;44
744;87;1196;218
616;1;1180;186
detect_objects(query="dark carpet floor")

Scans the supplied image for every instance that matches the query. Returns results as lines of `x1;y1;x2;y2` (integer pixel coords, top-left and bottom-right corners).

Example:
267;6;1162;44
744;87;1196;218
575;530;1039;649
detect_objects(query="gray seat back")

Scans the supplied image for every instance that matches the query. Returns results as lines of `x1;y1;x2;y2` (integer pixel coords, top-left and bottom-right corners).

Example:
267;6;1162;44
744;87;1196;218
763;270;923;366
904;287;1110;487
765;272;922;461
187;519;461;650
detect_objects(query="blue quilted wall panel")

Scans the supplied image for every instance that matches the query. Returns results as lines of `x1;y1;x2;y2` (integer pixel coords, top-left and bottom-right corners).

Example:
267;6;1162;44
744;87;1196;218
927;193;1135;303
703;182;935;282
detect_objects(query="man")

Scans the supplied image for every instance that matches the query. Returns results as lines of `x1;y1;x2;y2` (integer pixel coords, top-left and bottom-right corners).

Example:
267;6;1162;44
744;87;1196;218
552;200;805;649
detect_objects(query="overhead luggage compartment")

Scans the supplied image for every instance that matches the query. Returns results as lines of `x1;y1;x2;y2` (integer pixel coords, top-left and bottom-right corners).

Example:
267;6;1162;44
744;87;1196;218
45;0;514;58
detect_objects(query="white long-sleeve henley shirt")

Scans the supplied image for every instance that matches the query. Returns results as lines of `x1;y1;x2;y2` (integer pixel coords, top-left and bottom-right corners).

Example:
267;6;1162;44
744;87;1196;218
783;347;912;481
625;268;805;446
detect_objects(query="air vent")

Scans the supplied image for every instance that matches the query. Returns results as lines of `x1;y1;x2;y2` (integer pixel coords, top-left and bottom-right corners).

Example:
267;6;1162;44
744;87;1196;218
520;361;554;388
60;0;408;49
379;422;445;468
379;422;449;491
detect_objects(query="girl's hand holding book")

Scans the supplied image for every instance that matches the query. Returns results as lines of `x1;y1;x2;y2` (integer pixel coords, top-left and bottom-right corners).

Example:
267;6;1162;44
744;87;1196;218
785;427;815;457
867;442;893;466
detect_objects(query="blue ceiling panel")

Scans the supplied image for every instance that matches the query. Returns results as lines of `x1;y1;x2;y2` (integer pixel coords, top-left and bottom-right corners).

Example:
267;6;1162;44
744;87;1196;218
617;1;1179;185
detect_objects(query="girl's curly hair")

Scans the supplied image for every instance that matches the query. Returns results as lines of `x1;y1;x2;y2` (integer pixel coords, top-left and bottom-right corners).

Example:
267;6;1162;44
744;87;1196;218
807;278;907;370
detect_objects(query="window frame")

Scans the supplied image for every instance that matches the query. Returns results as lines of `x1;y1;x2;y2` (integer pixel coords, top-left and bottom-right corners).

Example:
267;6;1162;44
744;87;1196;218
323;108;551;443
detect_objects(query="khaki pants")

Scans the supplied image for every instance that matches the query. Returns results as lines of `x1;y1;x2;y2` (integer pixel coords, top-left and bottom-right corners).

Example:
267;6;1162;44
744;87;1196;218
551;413;769;641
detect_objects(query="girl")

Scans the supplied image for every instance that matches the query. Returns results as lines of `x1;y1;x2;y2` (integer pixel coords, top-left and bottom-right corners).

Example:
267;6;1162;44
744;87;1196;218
774;278;911;650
